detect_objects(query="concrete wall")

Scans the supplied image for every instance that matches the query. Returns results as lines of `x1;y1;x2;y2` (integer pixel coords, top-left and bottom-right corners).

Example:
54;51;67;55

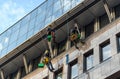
23;18;120;79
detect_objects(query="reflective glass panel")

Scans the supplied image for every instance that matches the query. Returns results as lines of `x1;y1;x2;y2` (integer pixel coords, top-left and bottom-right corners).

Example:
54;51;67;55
86;54;93;70
0;0;84;58
84;50;94;71
101;43;111;61
71;64;78;79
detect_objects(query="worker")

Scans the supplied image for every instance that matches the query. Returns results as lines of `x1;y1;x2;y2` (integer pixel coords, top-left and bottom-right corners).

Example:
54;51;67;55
42;50;55;72
47;27;56;43
70;26;81;49
47;27;57;58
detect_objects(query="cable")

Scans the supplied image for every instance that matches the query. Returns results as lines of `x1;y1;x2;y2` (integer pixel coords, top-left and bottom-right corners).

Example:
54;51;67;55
66;13;70;37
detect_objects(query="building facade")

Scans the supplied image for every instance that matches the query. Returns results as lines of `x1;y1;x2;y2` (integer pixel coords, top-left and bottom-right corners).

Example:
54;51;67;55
0;0;120;79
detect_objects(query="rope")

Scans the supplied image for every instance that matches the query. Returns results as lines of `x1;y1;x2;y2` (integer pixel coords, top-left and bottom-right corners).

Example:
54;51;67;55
75;23;81;35
42;39;50;75
66;13;70;38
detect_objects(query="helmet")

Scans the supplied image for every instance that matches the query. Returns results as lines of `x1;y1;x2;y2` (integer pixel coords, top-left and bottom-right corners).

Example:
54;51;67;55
47;28;51;31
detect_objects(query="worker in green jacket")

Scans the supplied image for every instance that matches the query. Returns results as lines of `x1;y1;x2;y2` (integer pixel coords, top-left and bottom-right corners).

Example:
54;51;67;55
47;28;56;43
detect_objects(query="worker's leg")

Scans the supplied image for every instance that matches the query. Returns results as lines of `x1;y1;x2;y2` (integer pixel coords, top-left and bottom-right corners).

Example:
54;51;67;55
48;61;54;70
73;41;79;49
52;41;57;57
46;63;53;72
48;42;53;58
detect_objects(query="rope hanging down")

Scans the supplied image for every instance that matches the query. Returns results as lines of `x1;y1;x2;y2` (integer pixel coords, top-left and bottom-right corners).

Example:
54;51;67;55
37;34;47;68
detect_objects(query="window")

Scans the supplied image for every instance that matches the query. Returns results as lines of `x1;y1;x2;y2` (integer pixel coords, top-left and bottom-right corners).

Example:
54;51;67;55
100;40;111;62
85;21;94;38
57;39;66;55
117;35;120;52
21;67;26;78
115;4;120;18
69;59;78;79
43;76;48;79
33;57;41;70
84;50;94;71
10;71;17;79
54;68;62;79
100;14;109;28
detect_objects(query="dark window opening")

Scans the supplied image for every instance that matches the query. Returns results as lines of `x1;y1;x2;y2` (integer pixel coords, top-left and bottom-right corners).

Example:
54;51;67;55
21;66;26;78
100;14;110;28
43;76;48;79
33;57;41;70
10;70;17;79
115;4;120;19
54;68;63;79
85;21;94;38
57;39;66;55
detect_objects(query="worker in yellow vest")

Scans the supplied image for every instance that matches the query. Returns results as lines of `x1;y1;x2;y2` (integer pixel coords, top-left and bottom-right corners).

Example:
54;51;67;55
70;26;81;49
42;50;55;72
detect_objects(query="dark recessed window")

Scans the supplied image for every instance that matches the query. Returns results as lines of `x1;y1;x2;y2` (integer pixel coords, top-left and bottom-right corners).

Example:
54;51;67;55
33;57;40;70
10;71;17;79
85;21;94;38
68;59;78;79
57;39;66;55
100;14;109;28
43;76;48;79
100;40;111;62
84;49;94;71
21;66;26;78
54;68;62;79
115;4;120;19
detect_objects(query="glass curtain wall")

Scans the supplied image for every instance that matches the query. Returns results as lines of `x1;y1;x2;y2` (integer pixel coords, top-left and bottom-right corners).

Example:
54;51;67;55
0;0;84;58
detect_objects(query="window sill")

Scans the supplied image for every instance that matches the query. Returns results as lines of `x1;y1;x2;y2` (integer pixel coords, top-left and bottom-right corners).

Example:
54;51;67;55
100;57;112;64
83;66;94;73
